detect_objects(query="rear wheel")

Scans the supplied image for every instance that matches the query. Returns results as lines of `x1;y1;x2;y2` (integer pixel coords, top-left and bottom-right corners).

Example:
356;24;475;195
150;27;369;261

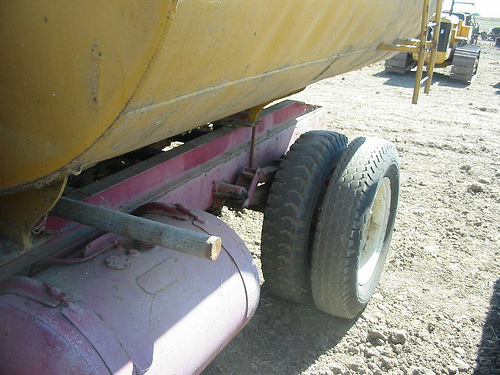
261;131;348;303
311;137;399;318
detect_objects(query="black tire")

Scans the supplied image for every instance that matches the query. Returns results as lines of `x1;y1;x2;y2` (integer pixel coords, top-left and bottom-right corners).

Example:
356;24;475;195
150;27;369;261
261;131;348;303
311;137;399;318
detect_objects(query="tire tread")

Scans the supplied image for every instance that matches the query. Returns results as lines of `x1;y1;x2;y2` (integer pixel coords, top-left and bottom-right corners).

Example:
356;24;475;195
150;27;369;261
311;137;399;318
261;131;348;303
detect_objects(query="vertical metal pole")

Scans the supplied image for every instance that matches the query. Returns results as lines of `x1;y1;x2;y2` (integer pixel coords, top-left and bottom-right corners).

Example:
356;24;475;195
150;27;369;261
424;0;444;94
413;0;431;104
249;126;256;168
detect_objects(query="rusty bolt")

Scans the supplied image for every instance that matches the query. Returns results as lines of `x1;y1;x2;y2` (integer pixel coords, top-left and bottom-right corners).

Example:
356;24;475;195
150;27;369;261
105;254;133;270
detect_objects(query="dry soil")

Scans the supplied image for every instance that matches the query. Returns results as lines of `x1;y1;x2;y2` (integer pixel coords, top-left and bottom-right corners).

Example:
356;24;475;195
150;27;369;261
203;39;500;375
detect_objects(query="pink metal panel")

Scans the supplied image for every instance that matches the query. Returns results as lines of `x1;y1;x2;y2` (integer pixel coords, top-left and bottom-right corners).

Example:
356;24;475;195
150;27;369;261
0;293;113;374
0;209;260;374
0;100;324;281
49;100;321;226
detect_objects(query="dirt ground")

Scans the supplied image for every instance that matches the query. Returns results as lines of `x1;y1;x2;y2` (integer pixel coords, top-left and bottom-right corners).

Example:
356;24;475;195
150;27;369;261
202;40;500;375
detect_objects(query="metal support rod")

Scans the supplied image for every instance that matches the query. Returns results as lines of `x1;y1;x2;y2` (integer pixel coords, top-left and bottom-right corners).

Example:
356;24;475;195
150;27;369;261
413;0;432;104
424;0;444;94
249;126;257;169
51;197;222;261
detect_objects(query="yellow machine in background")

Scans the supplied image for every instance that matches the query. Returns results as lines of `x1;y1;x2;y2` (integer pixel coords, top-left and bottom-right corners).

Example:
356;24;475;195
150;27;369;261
385;10;481;83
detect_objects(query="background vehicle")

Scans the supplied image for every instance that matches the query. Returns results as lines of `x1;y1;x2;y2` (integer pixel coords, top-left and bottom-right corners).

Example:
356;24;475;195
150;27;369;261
481;26;500;46
447;1;481;43
385;1;481;83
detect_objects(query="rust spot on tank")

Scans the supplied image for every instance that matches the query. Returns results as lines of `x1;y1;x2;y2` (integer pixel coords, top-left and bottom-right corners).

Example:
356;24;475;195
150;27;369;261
90;43;103;110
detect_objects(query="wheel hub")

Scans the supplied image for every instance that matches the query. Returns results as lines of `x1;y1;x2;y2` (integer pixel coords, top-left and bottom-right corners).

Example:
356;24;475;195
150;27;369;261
358;177;391;286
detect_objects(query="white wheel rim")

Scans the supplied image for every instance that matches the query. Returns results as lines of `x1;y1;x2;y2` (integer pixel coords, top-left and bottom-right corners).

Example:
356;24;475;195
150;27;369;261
358;177;391;286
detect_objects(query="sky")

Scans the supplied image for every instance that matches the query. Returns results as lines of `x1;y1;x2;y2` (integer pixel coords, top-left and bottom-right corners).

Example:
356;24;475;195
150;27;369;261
443;0;500;17
473;0;500;17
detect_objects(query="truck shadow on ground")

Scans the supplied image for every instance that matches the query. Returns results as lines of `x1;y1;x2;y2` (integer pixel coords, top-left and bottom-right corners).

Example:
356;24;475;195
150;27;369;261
203;284;356;375
474;278;500;374
374;70;470;90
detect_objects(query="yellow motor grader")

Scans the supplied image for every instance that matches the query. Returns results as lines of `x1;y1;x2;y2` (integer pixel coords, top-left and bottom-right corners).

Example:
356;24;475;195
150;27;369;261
385;8;481;83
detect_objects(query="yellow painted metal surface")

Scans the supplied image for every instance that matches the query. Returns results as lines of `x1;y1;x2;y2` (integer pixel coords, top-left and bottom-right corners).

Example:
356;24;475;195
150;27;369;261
410;15;463;65
412;50;449;66
456;22;472;39
0;178;66;248
0;0;437;195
